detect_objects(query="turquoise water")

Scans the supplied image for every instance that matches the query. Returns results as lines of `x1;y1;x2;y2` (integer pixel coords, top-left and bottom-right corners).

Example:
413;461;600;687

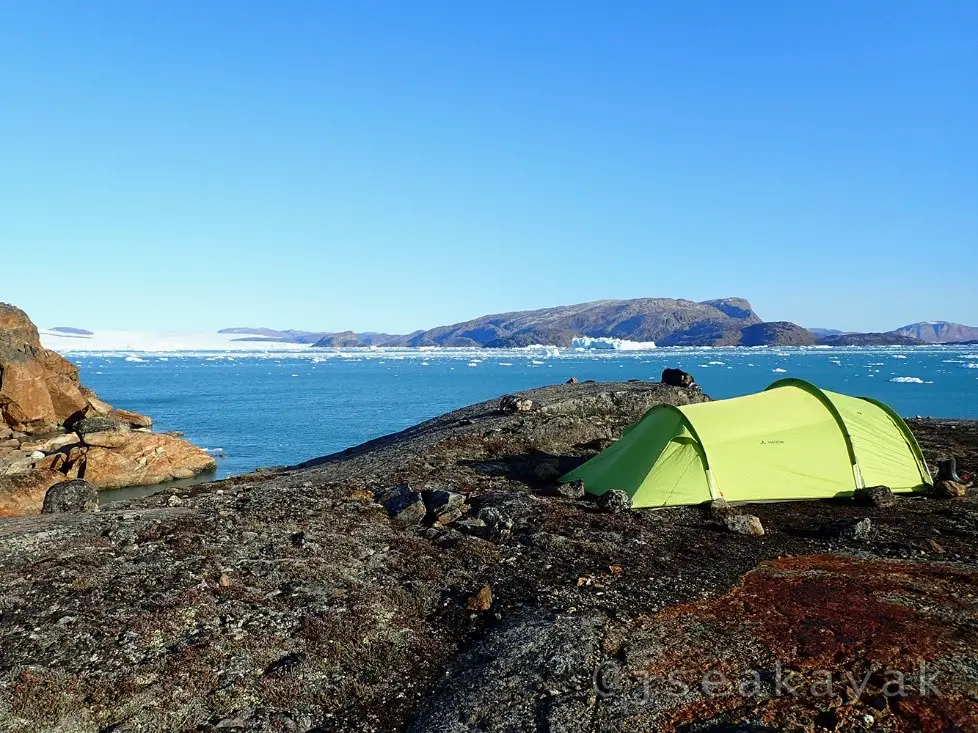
67;346;978;480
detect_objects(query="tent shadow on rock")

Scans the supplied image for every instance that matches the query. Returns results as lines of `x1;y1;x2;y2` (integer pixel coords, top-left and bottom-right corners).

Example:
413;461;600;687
561;378;932;509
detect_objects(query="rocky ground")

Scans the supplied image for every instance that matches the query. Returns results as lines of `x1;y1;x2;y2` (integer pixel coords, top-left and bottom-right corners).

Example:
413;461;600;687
0;304;216;514
0;380;976;732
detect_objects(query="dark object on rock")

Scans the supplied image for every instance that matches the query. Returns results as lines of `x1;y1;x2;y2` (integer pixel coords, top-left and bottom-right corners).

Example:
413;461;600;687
853;485;896;507
937;458;963;482
422;489;467;525
72;416;128;436
556;479;586;499
499;395;533;414
597;489;632;513
466;584;493;611
379;484;426;525
41;479;99;514
565;377;577;384
933;479;967;499
724;514;764;536
532;461;562;484
661;368;695;388
476;506;513;539
825;517;873;541
705;497;737;520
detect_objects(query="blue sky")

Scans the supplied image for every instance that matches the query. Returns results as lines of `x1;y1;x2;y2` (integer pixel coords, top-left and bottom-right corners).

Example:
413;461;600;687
2;1;975;333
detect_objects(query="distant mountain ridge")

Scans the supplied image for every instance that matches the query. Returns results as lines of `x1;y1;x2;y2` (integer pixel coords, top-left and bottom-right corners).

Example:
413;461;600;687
891;321;978;344
221;304;978;349
218;327;400;346
333;297;815;348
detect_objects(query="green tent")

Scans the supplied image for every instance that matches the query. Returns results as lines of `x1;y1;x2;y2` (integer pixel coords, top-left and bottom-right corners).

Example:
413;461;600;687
561;378;932;508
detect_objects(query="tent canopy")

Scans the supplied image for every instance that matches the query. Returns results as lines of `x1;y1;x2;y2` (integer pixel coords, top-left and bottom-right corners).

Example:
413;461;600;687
560;378;931;508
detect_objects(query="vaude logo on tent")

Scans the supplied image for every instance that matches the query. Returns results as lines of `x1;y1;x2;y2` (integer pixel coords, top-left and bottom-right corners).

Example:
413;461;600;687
760;439;785;445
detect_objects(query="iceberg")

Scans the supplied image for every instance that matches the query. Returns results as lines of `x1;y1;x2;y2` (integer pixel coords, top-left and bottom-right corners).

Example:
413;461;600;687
571;336;656;351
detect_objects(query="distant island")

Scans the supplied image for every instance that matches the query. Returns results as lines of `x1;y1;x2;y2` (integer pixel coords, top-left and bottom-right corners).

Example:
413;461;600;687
219;299;978;348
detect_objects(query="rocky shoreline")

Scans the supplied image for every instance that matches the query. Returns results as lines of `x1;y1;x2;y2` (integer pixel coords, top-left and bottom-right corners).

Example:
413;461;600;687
0;378;975;731
0;304;216;515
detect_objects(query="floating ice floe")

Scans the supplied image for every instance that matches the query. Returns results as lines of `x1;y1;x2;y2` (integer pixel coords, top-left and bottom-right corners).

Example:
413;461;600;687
773;368;788;373
890;376;924;383
571;336;656;351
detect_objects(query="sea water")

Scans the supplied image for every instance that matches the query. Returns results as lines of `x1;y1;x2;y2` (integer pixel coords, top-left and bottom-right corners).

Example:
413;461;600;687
61;346;978;481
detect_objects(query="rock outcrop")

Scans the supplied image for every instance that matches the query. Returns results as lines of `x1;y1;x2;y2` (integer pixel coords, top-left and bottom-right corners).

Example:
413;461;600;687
0;380;974;731
0;303;216;514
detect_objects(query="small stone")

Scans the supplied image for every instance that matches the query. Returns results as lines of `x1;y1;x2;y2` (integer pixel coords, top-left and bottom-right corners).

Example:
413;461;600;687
379;484;426;525
499;395;533;414
556;479;586;499
167;494;185;507
724;514;764;536
853;485;896;507
466;584;493;611
825;517;872;541
565;377;578;384
41;479;99;514
932;479;967;499
422;489;467;525
475;506;513;539
457;517;489;539
704;497;736;520
596;489;632;513
219;573;232;588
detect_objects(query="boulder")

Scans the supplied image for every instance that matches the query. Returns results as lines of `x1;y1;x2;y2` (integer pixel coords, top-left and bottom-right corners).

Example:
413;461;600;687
724;514;765;536
41;479;99;514
0;304;87;433
109;408;153;429
82;430;132;448
499;395;533;414
0;470;66;516
0;451;34;476
853;485;897;508
933;480;967;499
73;416;128;437
661;368;695;388
422;489;467;525
556;479;586;499
379;484;426;525
597;489;632;513
78;432;216;488
19;432;79;454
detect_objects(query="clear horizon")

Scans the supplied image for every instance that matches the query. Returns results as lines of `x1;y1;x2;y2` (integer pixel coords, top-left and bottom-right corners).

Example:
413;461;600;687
3;2;976;333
